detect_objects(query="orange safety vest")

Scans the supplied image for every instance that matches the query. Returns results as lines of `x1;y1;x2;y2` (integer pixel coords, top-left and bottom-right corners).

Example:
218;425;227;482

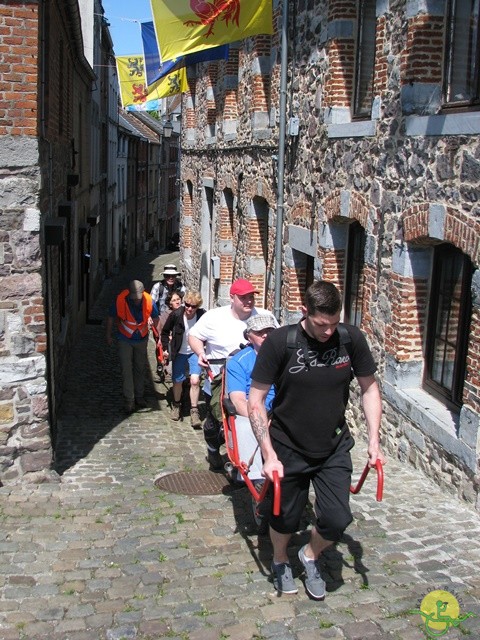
116;290;153;339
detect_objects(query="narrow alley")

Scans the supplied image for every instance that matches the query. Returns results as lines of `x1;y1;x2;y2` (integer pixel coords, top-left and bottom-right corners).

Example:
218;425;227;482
0;251;479;640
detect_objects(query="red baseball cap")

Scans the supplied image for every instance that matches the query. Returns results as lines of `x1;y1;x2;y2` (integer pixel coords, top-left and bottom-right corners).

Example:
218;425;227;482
230;278;260;296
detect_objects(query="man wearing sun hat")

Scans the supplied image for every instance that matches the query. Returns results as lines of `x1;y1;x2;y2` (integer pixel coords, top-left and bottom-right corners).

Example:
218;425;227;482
188;278;278;470
106;280;160;413
150;264;186;314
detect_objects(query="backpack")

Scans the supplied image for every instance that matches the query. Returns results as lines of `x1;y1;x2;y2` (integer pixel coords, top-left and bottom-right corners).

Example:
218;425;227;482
283;322;353;376
208;348;243;423
208;370;226;423
209;323;353;424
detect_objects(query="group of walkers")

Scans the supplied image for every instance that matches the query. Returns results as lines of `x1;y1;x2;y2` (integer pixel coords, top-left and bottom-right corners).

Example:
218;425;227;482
107;263;385;602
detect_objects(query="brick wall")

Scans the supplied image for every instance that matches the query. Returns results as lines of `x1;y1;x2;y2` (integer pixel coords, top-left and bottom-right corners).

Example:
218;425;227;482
0;2;39;136
401;15;444;85
180;0;480;508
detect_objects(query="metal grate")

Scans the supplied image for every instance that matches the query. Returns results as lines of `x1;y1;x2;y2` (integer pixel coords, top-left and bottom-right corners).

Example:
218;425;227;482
154;470;239;496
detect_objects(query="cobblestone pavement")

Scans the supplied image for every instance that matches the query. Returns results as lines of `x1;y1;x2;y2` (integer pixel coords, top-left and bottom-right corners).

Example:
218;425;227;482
1;251;480;640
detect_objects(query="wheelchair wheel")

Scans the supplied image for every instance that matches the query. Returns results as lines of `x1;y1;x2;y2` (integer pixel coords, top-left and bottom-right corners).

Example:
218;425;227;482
252;493;271;535
157;364;165;383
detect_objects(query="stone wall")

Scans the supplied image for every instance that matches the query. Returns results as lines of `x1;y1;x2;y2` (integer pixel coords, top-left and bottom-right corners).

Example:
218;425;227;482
0;0;97;483
179;0;480;509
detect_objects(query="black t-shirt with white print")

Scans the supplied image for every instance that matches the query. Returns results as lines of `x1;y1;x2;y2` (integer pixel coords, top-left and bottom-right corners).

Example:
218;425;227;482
251;322;377;458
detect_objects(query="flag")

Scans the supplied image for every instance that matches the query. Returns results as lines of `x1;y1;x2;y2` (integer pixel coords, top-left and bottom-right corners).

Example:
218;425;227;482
116;55;188;111
141;21;229;86
150;0;272;62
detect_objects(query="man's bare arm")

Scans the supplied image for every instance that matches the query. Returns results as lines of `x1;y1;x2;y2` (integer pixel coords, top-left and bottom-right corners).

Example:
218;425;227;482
188;335;209;368
248;382;284;479
357;374;386;467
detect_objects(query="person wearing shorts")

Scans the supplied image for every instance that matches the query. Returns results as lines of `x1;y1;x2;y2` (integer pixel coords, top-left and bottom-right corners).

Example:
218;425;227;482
161;290;205;427
247;280;385;600
188;278;276;471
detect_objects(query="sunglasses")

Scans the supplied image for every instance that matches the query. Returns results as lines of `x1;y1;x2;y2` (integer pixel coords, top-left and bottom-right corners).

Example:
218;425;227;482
184;303;198;309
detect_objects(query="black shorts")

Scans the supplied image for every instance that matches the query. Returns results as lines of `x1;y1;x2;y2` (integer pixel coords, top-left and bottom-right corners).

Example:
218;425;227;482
269;432;355;542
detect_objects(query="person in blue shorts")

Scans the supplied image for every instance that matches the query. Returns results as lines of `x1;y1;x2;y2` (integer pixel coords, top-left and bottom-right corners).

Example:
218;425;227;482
161;290;205;427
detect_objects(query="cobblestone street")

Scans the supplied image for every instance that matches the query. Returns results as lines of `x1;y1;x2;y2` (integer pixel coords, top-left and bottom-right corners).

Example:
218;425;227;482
0;251;479;640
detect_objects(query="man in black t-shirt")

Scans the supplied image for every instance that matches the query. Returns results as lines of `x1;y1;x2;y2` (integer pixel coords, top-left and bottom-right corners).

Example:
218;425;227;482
248;280;385;600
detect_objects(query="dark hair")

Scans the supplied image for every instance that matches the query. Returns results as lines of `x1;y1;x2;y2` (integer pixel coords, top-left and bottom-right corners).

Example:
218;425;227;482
165;290;183;308
304;281;342;316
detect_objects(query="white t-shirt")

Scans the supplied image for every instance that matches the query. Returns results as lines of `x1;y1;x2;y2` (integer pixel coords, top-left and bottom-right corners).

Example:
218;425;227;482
189;304;272;394
179;315;196;355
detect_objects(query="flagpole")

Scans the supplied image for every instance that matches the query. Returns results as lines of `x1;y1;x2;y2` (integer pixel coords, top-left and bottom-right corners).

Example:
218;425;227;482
273;0;288;322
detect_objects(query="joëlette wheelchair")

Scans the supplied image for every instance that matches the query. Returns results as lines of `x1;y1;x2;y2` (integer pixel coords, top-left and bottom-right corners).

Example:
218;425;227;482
214;366;383;535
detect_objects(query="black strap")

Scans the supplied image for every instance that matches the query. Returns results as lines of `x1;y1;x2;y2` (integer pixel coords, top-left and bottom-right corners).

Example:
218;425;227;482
208;358;227;365
286;323;297;349
283;323;310;370
283;321;353;372
336;323;352;350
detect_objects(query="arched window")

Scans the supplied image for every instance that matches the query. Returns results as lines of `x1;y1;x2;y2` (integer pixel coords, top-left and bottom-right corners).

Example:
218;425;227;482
424;244;472;409
344;221;366;326
353;0;377;118
443;0;480;106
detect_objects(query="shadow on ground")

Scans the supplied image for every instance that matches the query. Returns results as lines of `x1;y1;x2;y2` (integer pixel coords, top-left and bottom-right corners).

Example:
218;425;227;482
53;252;178;475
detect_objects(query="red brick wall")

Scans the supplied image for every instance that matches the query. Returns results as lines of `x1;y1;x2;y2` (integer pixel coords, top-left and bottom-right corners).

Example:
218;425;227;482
182;182;194;250
374;15;388;95
403;205;480;411
224;48;239;121
464;307;480;413
185;85;196;129
218;202;234;284
401;15;444;85
385;272;427;361
0;2;39;136
206;63;217;127
322;248;345;294
251;35;271;113
247;214;268;297
283;267;305;313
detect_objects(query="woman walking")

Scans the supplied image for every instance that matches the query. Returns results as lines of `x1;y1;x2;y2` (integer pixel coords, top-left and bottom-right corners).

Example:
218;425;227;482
161;291;206;428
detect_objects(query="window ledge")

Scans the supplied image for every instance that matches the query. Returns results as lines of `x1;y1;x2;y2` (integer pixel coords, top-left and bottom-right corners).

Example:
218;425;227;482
327;119;377;139
384;382;478;471
405;111;480;136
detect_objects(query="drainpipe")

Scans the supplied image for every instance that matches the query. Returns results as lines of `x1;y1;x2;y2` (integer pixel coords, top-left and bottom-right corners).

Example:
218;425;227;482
273;0;289;322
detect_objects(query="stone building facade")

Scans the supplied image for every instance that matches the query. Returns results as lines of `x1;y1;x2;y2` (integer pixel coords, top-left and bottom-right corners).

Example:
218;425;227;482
0;1;178;483
180;0;480;509
0;0;95;481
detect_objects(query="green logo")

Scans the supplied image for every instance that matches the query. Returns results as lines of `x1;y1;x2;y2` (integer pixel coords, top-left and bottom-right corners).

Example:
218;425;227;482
409;589;476;638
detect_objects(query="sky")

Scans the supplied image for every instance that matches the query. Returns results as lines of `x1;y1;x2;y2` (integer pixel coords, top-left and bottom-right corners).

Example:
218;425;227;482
102;0;153;57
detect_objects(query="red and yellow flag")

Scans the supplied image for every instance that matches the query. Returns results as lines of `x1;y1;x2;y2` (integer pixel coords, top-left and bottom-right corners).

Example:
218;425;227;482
116;55;188;110
150;0;273;62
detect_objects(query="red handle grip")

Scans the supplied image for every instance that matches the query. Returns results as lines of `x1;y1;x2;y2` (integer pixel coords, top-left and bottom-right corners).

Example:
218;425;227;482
272;470;281;516
350;460;384;502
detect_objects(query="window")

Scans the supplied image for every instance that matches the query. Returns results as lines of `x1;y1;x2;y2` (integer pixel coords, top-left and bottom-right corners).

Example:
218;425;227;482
344;221;366;327
443;0;480;106
168;175;176;201
353;0;377;118
424;244;472;409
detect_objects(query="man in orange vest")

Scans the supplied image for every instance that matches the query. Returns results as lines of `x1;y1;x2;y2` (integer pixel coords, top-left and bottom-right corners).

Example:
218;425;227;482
106;280;160;413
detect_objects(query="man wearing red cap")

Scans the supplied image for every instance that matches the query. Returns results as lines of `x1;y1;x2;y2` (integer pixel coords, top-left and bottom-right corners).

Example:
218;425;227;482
188;278;277;470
